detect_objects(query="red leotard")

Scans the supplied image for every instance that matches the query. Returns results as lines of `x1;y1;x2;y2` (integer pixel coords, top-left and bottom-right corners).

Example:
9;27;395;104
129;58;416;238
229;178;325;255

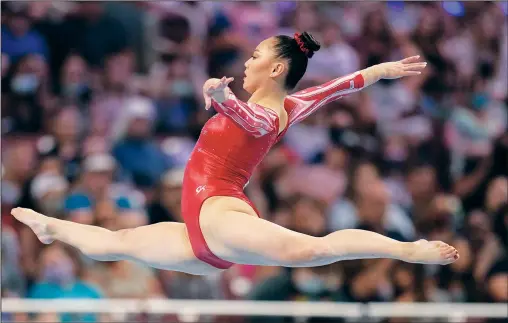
181;72;365;269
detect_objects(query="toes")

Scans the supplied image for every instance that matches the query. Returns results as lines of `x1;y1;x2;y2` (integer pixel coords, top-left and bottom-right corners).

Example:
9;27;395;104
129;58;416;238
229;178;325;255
11;207;22;217
442;246;455;256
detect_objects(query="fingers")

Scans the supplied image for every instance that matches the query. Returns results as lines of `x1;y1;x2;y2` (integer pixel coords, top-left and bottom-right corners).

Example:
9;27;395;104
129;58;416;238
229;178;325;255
204;76;233;110
220;76;235;86
204;95;211;110
400;55;421;64
401;71;422;76
207;77;234;93
403;62;427;71
206;84;218;93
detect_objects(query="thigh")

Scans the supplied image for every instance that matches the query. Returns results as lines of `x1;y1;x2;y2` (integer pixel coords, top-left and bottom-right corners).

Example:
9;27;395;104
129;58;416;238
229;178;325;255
200;197;318;266
118;222;221;275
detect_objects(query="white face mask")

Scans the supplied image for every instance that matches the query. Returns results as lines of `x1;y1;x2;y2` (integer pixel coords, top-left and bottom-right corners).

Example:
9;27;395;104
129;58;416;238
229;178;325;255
40;196;65;216
294;274;328;295
452;109;490;140
42;259;75;286
11;73;39;95
170;79;194;97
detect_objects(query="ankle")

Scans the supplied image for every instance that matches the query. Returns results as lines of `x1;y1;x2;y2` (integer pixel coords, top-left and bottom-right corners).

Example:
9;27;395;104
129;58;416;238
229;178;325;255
399;242;416;261
45;217;61;239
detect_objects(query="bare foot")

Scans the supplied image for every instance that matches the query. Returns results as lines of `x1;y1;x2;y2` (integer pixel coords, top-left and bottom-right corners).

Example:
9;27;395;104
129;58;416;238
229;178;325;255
11;207;54;244
406;239;459;265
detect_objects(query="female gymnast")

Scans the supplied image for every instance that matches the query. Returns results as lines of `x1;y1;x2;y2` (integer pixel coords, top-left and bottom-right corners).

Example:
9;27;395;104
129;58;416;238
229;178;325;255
13;32;459;275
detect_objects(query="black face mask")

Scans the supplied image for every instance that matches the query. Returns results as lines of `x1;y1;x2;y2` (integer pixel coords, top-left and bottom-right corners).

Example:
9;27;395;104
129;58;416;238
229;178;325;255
160;53;177;64
393;284;409;299
478;61;494;79
379;78;396;86
384;159;406;173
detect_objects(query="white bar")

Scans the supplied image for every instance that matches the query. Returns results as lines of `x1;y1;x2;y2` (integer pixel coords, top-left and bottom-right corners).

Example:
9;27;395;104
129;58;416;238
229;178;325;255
368;303;508;318
2;299;507;319
2;300;363;317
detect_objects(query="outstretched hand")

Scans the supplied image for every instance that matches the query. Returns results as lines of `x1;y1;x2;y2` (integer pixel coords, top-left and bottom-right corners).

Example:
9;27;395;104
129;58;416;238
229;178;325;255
378;55;427;79
203;77;234;110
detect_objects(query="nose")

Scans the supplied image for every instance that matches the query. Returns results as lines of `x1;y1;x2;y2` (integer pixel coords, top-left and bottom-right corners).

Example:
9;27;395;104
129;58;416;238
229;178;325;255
244;58;251;69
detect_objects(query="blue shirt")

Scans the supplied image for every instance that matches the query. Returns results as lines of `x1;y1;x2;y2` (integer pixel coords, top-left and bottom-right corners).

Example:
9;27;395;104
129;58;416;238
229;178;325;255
64;191;134;213
112;139;171;188
2;28;49;62
28;281;102;323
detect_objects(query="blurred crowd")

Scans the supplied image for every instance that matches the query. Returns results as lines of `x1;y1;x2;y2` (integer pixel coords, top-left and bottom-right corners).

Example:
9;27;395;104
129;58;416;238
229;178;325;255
1;1;507;323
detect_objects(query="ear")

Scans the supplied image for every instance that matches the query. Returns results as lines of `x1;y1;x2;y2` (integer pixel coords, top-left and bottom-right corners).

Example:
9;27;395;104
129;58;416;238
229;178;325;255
270;62;286;78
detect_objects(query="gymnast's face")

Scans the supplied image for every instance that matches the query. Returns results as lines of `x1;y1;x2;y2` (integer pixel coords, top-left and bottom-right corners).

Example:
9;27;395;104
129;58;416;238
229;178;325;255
243;38;286;94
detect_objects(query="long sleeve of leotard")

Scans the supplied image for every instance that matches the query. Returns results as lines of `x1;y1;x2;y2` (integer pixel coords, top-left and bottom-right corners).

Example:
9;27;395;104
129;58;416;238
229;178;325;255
285;71;365;126
211;92;277;138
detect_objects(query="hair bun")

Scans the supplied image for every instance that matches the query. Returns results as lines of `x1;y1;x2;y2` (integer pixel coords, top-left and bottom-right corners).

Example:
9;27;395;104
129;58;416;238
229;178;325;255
294;32;321;58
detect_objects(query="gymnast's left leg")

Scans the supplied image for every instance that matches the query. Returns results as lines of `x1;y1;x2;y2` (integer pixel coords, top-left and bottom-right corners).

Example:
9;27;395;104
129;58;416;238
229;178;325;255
200;198;460;267
11;208;221;275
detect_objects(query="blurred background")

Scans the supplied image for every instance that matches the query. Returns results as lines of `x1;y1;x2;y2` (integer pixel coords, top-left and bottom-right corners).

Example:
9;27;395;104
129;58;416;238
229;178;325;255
1;1;507;323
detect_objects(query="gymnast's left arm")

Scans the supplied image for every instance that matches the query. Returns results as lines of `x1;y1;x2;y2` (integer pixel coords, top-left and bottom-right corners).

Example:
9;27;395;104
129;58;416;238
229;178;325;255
286;55;427;125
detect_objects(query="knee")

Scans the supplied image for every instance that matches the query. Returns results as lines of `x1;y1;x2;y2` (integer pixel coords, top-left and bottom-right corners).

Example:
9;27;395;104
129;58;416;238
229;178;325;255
273;237;330;265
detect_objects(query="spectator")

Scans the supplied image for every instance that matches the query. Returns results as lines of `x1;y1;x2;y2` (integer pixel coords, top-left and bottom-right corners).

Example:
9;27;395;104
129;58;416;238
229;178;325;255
206;3;250;78
464;209;503;287
445;93;507;212
1;2;49;62
28;243;103;323
354;6;395;67
159;270;223;300
419;194;473;300
57;2;129;69
90;50;136;138
1;142;37;209
152;55;201;135
226;2;278;47
484;176;507;219
304;21;360;83
277;2;320;37
486;255;508;303
404;163;438;222
59;54;92;110
64;153;147;227
290;195;328;236
91;198;118;231
37;106;84;182
1;226;26;297
2;54;51;133
329;161;415;241
112;96;171;189
30;172;69;218
86;260;162;299
248;263;348;323
147;168;184;224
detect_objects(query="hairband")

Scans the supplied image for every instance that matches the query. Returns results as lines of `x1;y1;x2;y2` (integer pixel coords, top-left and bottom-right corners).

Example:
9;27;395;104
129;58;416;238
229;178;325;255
294;33;310;56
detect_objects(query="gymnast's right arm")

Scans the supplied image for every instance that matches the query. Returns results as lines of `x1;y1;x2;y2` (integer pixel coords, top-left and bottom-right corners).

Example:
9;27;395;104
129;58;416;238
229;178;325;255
211;93;277;137
204;77;277;137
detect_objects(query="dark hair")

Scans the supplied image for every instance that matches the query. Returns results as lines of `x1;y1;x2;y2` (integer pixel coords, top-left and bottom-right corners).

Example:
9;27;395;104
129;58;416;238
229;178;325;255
274;32;320;90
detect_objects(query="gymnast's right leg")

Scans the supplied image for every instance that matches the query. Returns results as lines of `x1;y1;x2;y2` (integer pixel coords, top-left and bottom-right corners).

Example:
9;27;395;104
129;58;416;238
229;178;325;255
11;208;221;276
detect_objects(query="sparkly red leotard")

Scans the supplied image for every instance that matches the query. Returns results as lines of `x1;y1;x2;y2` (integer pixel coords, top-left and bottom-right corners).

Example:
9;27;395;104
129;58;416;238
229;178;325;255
181;72;365;269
